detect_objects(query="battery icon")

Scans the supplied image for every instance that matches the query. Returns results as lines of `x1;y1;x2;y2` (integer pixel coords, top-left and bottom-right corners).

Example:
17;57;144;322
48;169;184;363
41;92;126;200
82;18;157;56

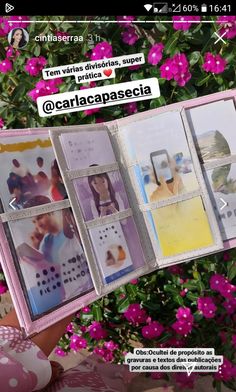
201;3;207;12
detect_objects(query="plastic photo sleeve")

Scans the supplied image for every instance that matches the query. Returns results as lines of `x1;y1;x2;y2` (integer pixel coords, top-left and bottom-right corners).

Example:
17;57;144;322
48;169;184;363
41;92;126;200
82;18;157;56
0;134;67;213
119;110;200;204
185;99;236;163
6;206;94;319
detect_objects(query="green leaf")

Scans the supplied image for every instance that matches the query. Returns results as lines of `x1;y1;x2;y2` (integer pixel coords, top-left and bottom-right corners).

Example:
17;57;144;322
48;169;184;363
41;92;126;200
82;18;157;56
195;74;211;86
92;304;103;321
186;292;199;302
165;32;180;55
150;96;166;109
117;297;130;313
164;284;179;294
227;263;236;281
173;295;184;306
189;51;201;66
34;45;41;57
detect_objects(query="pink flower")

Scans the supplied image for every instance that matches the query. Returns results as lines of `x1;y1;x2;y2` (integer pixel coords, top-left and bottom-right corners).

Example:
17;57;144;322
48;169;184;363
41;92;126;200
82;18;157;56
223;298;236;315
160;53;191;86
124;303;147;324
214;357;236;382
69;335;87;351
176;307;193;323
124;102;138;115
2;16;30;34
130;278;138;285
172;320;193;336
0;281;7;294
104;340;118;351
173;16;201;31
223;252;231;261
141;321;164;339
28;78;63;101
180;289;188;297
216;16;236;39
202;52;227;74
0;17;5;36
210;274;227;291
0;58;12;73
54;347;67;357
168;265;184;275
55;31;70;38
167;336;186;347
93;347;114;362
25;56;47;76
128;65;141;71
232;335;236;348
121;27;139;45
66;323;74;333
88;321;107;340
81;306;90;313
148;43;164;66
0;118;4;129
197;297;217;319
116;16;135;27
174;372;197;388
91;41;113;60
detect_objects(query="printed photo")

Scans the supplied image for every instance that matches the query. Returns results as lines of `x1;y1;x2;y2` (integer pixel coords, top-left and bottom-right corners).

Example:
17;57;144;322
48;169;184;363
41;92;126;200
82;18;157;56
89;217;145;284
186;99;236;163
0;135;67;212
151;196;214;257
9;203;93;317
73;170;129;221
120;111;199;203
204;163;236;241
60;129;116;170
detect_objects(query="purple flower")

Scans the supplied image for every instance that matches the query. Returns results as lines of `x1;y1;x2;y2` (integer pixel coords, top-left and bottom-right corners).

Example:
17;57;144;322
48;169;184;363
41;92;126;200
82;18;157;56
54;347;67;357
209;274;227;291
91;41;113;60
160;58;178;80
197;297;217;319
3;16;30;34
202;52;227;74
121;27;139;45
130;278;138;285
124;102;138;115
217;16;236;39
28;78;63;101
0;118;4;129
141;321;164;339
223;252;231;261
0;58;12;73
69;335;87;351
116;16;135;27
66;322;74;333
81;306;91;313
223;298;236;315
172;320;193;336
214;357;236;382
88;321;108;340
173;16;201;31
25;56;47;76
0;281;7;294
124;303;147;325
232;335;236;348
176;307;193;322
148;43;164;66
104;340;118;351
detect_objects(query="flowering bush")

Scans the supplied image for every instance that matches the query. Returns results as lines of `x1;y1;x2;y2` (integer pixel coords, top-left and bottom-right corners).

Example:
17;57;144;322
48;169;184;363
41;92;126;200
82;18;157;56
0;15;236;391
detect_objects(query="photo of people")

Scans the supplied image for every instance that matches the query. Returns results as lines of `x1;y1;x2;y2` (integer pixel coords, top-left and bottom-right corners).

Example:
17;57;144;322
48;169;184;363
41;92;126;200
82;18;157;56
73;169;129;221
0;135;67;211
60;129;116;170
186;99;236;163
8;27;29;49
120;111;199;203
89;217;145;284
9;199;93;317
204;163;236;241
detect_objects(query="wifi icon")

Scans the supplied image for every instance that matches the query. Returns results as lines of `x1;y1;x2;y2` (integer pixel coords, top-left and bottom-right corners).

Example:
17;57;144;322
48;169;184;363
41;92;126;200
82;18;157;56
144;3;153;12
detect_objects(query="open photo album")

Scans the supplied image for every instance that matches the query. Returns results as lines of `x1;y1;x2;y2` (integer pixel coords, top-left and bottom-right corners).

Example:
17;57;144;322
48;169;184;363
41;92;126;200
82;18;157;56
0;88;236;335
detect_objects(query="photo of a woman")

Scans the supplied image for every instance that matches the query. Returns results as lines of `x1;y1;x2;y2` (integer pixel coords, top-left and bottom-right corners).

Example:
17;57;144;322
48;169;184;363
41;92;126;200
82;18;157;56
8;28;28;49
88;165;124;218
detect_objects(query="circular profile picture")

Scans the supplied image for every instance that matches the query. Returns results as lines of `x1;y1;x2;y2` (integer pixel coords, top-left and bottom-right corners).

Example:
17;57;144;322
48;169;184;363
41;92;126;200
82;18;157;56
8;28;29;50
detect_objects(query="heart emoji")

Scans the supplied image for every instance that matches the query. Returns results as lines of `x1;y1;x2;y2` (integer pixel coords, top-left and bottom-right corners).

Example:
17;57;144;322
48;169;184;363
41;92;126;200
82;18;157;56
103;69;112;77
